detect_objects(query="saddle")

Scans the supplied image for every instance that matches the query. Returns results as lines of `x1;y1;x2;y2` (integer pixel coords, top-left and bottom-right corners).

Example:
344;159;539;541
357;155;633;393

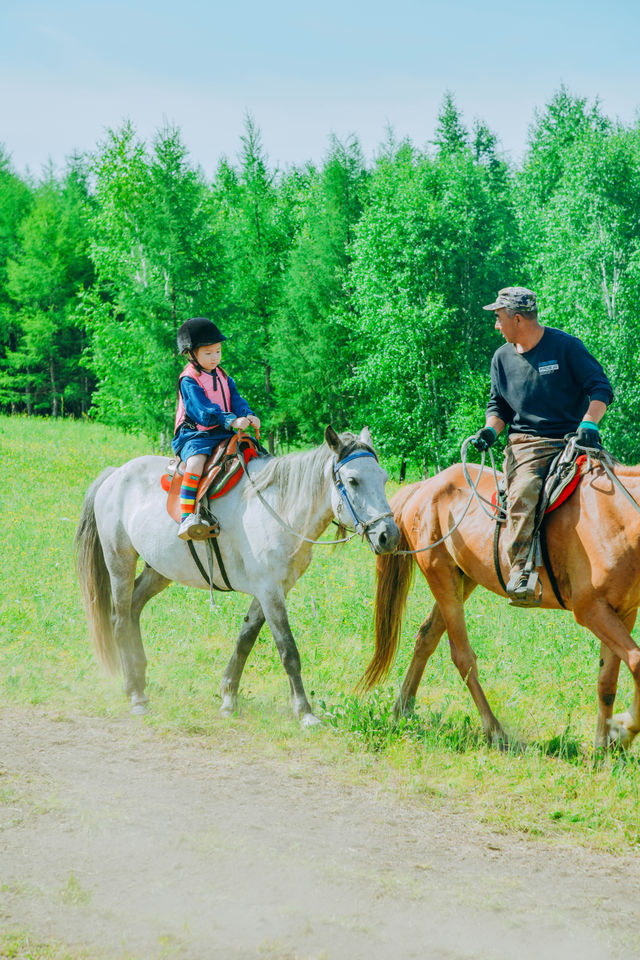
162;433;263;537
492;443;589;608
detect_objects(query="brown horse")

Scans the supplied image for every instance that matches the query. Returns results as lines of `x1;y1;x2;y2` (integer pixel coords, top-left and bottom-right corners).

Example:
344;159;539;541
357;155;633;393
363;458;640;750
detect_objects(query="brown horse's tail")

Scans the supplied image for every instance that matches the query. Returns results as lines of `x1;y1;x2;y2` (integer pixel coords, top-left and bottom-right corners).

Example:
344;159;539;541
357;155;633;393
74;468;119;674
360;528;415;691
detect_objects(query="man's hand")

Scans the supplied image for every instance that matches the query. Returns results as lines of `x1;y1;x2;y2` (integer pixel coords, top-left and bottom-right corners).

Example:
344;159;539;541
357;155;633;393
576;423;603;450
470;427;497;452
247;415;261;430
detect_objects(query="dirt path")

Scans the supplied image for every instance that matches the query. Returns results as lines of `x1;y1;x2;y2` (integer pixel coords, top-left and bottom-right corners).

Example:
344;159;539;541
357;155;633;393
1;709;639;960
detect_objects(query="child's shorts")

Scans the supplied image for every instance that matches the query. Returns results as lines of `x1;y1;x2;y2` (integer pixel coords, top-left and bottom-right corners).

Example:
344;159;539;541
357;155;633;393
172;429;233;462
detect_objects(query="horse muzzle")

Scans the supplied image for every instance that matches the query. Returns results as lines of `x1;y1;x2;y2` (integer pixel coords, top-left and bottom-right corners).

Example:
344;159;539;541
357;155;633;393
363;514;401;554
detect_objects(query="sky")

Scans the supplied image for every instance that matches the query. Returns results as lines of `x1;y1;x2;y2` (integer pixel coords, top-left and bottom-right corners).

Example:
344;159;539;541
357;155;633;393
2;0;639;179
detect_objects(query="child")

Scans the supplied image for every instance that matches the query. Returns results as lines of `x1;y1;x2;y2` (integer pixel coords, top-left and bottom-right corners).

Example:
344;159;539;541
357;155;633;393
172;317;260;540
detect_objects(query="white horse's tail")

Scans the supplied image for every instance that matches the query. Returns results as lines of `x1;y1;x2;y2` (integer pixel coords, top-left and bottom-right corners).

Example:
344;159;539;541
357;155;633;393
74;468;119;674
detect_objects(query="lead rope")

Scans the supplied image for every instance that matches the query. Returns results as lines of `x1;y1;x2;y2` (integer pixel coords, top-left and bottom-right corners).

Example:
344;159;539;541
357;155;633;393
394;440;491;556
235;441;375;547
581;446;640;514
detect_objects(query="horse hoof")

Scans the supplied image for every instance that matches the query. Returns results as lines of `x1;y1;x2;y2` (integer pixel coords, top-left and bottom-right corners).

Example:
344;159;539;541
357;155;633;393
131;702;147;717
220;694;238;718
393;696;414;721
300;713;321;729
607;713;635;748
489;728;510;751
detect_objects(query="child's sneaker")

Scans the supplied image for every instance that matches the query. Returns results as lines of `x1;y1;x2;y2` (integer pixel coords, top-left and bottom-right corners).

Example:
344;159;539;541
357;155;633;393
178;513;220;540
178;514;204;540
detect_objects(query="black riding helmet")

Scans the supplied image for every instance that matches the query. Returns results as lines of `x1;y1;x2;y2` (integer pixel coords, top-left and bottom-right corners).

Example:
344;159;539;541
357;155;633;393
177;317;227;355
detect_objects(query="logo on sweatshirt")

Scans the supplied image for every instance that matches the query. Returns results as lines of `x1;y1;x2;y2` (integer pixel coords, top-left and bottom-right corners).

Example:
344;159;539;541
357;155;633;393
538;360;559;375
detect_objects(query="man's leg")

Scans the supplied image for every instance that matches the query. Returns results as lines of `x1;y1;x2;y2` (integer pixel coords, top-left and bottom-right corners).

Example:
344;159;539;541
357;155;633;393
504;436;564;594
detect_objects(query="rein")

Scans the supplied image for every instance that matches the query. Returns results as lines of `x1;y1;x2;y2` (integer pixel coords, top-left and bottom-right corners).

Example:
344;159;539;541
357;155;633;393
393;442;488;556
395;436;640;561
236;443;390;549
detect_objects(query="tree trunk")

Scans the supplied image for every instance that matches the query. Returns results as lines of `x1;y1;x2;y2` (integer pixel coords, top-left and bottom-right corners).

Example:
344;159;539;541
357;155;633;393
50;357;59;418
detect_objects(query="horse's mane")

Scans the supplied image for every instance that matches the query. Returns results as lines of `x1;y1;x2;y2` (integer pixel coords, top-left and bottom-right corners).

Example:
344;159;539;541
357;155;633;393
245;432;374;526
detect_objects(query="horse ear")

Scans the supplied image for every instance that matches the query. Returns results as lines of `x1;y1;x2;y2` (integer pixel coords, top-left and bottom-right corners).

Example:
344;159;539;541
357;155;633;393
324;425;342;454
359;426;374;449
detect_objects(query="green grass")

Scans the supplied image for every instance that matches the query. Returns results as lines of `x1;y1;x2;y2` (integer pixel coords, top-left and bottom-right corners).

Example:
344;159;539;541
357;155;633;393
0;931;99;959
1;414;640;852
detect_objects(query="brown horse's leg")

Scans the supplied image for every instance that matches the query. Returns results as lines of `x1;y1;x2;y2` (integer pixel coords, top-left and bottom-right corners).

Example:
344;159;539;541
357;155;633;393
595;643;622;750
575;601;640;748
395;579;478;720
426;566;506;745
394;603;447;719
593;610;636;750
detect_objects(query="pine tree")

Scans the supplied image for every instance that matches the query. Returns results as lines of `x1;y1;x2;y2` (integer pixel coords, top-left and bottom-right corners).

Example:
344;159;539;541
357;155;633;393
2;159;94;416
0;148;32;411
272;135;369;440
213;115;292;451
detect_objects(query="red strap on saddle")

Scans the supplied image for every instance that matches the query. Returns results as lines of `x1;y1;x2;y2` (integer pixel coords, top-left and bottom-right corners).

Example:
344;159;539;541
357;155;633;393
545;455;587;512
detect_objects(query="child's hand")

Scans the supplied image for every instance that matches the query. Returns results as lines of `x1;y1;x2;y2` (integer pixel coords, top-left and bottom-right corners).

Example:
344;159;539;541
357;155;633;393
231;417;250;430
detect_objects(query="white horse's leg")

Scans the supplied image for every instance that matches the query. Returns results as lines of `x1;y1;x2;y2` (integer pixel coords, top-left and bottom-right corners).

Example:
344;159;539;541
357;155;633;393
127;564;171;714
259;592;319;727
220;598;266;717
101;542;150;715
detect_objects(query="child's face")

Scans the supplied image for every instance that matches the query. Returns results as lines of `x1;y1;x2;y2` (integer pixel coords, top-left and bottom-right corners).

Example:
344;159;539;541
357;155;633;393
194;342;222;372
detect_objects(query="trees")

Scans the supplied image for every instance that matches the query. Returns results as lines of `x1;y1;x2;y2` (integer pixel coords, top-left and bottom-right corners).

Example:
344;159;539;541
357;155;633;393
517;90;640;459
520;119;640;459
1;159;93;416
212;117;292;451
349;100;521;469
271;135;369;441
87;123;222;439
3;89;640;466
0;149;32;411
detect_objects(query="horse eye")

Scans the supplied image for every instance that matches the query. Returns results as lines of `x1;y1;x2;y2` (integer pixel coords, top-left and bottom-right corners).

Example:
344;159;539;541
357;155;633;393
348;476;359;487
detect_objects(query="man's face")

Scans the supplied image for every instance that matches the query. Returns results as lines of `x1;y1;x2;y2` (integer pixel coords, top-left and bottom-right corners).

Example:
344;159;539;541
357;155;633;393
194;342;222;371
494;308;519;342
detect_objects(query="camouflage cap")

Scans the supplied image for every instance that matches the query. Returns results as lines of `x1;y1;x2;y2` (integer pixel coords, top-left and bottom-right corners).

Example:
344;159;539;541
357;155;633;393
482;286;537;313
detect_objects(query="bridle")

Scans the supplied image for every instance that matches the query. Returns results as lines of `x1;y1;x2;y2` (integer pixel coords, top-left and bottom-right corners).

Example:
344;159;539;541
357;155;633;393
332;450;394;545
237;444;393;548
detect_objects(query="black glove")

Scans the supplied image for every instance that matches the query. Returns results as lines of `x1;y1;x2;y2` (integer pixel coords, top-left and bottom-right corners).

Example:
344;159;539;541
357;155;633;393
470;427;497;452
576;424;602;450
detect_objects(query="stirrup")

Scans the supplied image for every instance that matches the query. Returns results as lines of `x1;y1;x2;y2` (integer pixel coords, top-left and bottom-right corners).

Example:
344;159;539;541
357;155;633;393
507;570;542;607
178;513;221;541
187;517;221;540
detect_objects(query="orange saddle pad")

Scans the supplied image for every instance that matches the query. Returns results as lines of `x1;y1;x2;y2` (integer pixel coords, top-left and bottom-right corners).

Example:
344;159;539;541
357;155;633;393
162;434;260;524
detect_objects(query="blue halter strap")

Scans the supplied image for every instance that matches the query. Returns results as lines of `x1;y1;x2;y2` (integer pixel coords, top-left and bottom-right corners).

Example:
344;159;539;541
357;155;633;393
332;450;390;536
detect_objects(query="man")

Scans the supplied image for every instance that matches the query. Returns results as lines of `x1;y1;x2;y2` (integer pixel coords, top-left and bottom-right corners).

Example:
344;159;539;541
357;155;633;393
471;286;613;604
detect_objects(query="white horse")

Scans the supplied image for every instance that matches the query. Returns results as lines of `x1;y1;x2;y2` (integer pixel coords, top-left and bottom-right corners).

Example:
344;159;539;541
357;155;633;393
75;427;400;725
